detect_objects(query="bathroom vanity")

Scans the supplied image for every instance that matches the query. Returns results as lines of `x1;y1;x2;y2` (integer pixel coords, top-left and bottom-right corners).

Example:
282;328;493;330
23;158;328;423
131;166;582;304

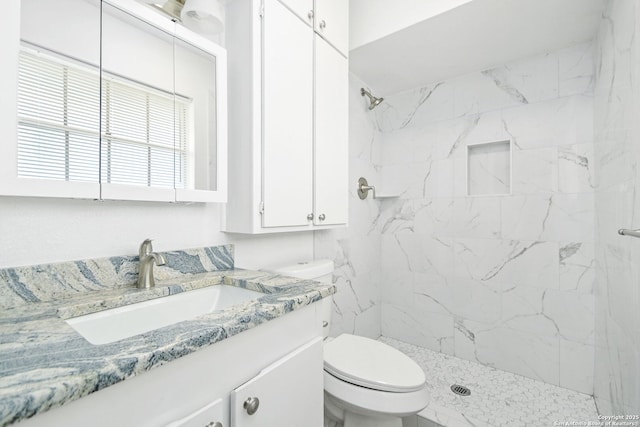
0;245;335;427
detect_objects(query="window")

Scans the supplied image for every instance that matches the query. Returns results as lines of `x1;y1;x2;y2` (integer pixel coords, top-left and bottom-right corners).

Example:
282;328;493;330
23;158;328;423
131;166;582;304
17;47;193;189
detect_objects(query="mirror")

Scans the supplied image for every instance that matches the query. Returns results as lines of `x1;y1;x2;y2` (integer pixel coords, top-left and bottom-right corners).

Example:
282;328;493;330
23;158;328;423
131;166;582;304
100;2;177;201
18;0;101;185
174;37;219;194
14;0;226;202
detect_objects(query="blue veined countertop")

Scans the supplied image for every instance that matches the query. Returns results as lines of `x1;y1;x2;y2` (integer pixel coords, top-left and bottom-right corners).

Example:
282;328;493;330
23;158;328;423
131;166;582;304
0;246;335;426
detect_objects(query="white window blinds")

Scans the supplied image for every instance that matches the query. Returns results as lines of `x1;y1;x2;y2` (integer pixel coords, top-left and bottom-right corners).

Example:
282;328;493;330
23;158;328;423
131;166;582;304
17;47;192;189
17;50;100;183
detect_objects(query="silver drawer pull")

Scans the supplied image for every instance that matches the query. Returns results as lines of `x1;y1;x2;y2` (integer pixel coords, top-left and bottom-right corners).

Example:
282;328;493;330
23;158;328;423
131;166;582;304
205;422;222;427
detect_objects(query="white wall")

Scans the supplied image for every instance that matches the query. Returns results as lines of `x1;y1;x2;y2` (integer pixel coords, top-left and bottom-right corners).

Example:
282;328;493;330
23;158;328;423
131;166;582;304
593;0;640;415
0;196;312;270
349;0;471;50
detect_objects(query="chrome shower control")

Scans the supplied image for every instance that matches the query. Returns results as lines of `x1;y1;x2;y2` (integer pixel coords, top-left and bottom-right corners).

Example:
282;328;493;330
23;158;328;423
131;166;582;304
244;397;260;415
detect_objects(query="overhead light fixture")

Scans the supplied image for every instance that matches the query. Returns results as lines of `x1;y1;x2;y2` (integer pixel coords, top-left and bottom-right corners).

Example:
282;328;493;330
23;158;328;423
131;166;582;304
144;0;185;21
181;0;224;35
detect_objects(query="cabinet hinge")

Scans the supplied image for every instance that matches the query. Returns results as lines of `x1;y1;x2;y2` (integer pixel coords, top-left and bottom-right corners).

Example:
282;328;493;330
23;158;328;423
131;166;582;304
259;201;264;215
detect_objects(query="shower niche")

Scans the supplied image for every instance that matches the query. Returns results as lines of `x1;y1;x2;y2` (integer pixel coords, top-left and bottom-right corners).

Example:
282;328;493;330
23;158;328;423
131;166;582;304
466;140;512;196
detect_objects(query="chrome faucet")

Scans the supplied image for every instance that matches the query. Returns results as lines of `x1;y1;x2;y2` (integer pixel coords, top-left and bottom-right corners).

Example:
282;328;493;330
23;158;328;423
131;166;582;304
137;239;166;289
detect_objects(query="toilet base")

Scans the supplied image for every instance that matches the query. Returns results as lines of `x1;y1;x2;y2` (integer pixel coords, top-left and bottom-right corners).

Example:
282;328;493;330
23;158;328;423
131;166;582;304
344;411;403;427
324;391;404;427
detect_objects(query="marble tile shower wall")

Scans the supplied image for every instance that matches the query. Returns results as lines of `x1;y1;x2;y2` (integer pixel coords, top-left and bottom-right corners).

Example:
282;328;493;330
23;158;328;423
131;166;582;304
372;43;596;394
313;74;383;339
593;0;640;416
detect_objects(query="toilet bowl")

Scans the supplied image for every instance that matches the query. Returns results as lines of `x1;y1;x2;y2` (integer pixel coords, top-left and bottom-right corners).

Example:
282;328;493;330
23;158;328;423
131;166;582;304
266;260;430;427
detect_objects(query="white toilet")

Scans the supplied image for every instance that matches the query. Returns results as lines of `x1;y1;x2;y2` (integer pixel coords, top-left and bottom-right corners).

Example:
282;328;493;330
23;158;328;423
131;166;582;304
267;260;430;427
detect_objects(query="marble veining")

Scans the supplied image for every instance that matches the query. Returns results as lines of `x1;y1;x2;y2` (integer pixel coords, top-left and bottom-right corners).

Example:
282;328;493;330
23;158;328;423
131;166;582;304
0;245;234;310
593;0;640;415
0;245;335;426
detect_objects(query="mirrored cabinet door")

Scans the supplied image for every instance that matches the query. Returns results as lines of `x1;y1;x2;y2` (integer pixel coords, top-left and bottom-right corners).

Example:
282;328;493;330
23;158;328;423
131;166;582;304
174;34;226;203
8;0;101;198
100;2;176;202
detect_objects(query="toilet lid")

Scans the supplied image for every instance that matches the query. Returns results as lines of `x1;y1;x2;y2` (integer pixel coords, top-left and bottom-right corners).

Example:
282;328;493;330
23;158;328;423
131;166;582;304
324;334;426;393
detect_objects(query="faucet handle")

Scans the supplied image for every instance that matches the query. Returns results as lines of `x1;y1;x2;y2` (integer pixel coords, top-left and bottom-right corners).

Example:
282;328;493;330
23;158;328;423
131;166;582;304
139;239;154;258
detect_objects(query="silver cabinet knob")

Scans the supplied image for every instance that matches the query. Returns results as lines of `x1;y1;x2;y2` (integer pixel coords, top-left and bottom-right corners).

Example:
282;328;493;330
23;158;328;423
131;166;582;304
307;213;314;221
318;214;326;221
319;19;326;29
244;397;260;415
307;10;314;20
205;422;222;427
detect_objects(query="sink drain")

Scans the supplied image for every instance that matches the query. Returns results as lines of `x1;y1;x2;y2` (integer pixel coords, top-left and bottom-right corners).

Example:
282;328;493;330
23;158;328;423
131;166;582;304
450;384;471;396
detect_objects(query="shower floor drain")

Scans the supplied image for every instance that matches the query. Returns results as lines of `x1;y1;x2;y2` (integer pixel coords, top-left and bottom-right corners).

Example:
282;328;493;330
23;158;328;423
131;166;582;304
451;384;471;396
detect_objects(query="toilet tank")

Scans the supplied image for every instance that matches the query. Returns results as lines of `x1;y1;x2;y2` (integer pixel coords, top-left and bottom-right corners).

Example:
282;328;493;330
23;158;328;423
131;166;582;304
267;259;334;283
265;260;334;338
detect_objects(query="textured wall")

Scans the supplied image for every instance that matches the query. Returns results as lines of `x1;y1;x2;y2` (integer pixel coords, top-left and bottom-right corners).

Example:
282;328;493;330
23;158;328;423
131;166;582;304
371;43;596;394
593;0;640;415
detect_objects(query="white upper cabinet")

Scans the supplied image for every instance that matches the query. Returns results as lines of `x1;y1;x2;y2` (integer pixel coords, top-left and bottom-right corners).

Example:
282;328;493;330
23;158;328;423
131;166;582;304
278;0;314;25
314;35;348;226
224;0;348;234
314;0;349;56
262;0;314;227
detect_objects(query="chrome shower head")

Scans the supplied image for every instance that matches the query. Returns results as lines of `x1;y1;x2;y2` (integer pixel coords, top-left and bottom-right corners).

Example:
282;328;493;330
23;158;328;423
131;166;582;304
361;88;384;110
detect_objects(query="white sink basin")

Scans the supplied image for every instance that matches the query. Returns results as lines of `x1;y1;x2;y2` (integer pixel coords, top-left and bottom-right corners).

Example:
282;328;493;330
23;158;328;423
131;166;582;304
66;285;264;345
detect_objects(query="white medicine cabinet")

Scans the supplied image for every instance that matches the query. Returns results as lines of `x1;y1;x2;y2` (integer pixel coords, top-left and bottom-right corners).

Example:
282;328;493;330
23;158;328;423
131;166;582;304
0;0;227;203
224;0;349;234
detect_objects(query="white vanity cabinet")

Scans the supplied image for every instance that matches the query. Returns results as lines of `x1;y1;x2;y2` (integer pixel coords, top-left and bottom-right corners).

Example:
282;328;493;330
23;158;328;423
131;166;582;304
16;304;324;427
230;338;323;426
224;0;348;234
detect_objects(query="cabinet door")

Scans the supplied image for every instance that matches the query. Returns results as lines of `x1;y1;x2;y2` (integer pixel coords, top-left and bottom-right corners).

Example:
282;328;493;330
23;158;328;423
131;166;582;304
314;0;349;56
230;338;323;427
278;0;314;26
262;0;314;227
165;398;227;427
314;36;348;226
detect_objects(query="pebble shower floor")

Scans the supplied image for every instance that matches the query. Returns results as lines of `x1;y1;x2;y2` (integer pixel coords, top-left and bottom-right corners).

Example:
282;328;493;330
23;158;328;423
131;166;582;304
381;337;599;427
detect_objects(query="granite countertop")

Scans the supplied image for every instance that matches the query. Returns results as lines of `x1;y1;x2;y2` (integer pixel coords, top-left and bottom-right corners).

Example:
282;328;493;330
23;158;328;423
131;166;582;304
0;249;335;426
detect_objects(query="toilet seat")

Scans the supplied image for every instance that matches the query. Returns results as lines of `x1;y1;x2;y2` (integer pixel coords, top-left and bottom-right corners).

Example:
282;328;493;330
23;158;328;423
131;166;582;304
324;370;430;418
324;334;426;393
